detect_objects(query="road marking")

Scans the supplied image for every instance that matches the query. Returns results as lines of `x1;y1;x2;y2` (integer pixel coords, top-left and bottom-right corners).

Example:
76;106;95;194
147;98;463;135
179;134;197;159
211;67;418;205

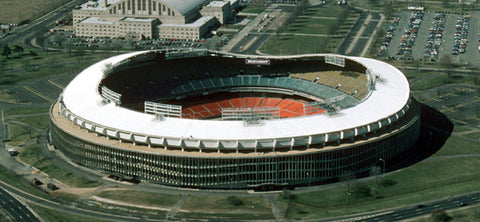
48;79;65;89
241;36;258;52
22;86;54;103
361;13;385;57
346;14;372;55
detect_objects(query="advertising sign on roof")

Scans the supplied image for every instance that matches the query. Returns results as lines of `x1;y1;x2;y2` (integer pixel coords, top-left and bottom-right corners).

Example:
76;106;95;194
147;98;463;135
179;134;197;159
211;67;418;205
245;58;271;65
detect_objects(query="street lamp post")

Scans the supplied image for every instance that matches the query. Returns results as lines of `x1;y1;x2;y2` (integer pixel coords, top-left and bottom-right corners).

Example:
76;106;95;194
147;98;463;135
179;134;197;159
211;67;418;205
379;158;385;174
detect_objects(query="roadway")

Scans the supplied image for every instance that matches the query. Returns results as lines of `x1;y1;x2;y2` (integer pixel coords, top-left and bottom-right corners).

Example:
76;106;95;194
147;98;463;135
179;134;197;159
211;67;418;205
359;193;479;221
0;0;83;47
0;186;38;222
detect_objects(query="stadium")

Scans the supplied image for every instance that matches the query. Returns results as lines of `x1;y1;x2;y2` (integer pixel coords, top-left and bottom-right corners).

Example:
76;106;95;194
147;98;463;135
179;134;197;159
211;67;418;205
50;49;421;190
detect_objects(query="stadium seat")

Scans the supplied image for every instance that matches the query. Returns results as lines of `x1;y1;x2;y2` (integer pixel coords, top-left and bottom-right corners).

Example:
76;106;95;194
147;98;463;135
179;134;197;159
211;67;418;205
230;98;243;107
244;97;261;107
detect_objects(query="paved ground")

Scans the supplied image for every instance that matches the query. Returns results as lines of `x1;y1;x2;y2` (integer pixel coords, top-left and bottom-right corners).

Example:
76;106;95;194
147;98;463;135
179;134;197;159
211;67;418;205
0;186;39;222
386;10;480;66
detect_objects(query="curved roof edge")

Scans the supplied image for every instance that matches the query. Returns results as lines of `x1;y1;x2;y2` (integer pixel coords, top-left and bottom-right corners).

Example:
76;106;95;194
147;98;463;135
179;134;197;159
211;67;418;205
61;51;410;141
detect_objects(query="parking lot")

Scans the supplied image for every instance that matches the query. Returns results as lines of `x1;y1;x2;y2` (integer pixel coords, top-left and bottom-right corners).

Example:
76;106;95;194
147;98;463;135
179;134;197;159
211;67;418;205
381;10;480;66
44;30;233;51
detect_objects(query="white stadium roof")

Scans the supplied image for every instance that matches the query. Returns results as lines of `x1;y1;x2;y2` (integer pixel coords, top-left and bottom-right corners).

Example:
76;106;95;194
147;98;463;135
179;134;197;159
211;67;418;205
61;51;410;142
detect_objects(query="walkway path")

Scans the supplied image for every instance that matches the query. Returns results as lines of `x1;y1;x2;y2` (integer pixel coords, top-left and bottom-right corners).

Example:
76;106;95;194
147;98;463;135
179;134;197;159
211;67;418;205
268;196;285;221
345;14;372;55
165;195;187;220
78;184;110;201
361;13;385;56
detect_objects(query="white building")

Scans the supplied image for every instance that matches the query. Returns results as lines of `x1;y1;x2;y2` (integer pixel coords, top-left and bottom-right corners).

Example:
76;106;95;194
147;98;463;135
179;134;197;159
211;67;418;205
73;0;223;40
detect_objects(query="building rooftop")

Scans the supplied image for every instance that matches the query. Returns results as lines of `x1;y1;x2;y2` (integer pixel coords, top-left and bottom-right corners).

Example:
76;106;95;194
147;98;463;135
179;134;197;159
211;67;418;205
79;17;116;25
61;51;410;142
160;16;214;28
160;0;209;15
121;17;156;22
206;1;230;7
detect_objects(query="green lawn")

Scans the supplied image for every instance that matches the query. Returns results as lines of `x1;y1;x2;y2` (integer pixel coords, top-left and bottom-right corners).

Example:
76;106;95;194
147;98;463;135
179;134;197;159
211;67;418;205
302;7;347;18
0;0;68;23
284;156;480;219
259;6;357;55
453;125;473;133
0;166;50;199
463;132;480;141
433;135;480;156
0;50;115;85
411;75;480;91
96;190;179;207
260;35;330;55
4;106;50;116
179;195;273;219
28;203;112;222
349;0;385;11
19;143;102;188
279;130;480;219
7;124;35;146
285;18;337;35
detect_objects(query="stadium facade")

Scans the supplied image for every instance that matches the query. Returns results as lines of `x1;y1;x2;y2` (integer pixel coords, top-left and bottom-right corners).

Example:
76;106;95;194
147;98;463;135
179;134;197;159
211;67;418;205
50;50;421;189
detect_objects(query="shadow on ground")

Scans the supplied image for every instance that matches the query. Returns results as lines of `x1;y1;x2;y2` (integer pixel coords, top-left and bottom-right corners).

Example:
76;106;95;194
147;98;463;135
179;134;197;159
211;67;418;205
387;102;454;173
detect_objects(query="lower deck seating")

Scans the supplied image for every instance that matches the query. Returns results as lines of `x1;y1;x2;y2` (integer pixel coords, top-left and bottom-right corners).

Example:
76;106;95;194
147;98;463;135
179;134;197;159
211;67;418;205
182;97;320;119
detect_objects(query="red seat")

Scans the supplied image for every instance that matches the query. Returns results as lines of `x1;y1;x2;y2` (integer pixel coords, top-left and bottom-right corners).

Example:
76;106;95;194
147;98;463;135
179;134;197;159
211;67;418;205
277;100;294;109
204;102;221;110
261;98;282;107
244;97;261;107
217;100;232;108
230;98;243;107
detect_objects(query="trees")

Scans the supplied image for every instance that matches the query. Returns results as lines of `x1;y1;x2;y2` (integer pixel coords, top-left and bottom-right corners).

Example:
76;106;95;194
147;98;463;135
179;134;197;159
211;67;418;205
431;209;452;222
13;45;24;54
2;45;11;58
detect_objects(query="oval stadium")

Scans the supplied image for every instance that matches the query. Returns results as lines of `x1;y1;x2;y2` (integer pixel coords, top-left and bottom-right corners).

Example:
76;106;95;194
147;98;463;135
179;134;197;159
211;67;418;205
50;49;421;190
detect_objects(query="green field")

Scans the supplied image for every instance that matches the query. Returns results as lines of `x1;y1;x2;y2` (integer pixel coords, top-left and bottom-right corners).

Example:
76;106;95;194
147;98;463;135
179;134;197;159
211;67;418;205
179;195;273;219
96;190;179;207
0;50;116;85
259;7;357;55
411;75;480;91
4;106;50;116
261;35;330;55
28;203;111;222
285;17;337;35
279;132;480;219
283;157;480;219
0;166;50;199
19;143;102;188
4;106;102;188
0;0;69;23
